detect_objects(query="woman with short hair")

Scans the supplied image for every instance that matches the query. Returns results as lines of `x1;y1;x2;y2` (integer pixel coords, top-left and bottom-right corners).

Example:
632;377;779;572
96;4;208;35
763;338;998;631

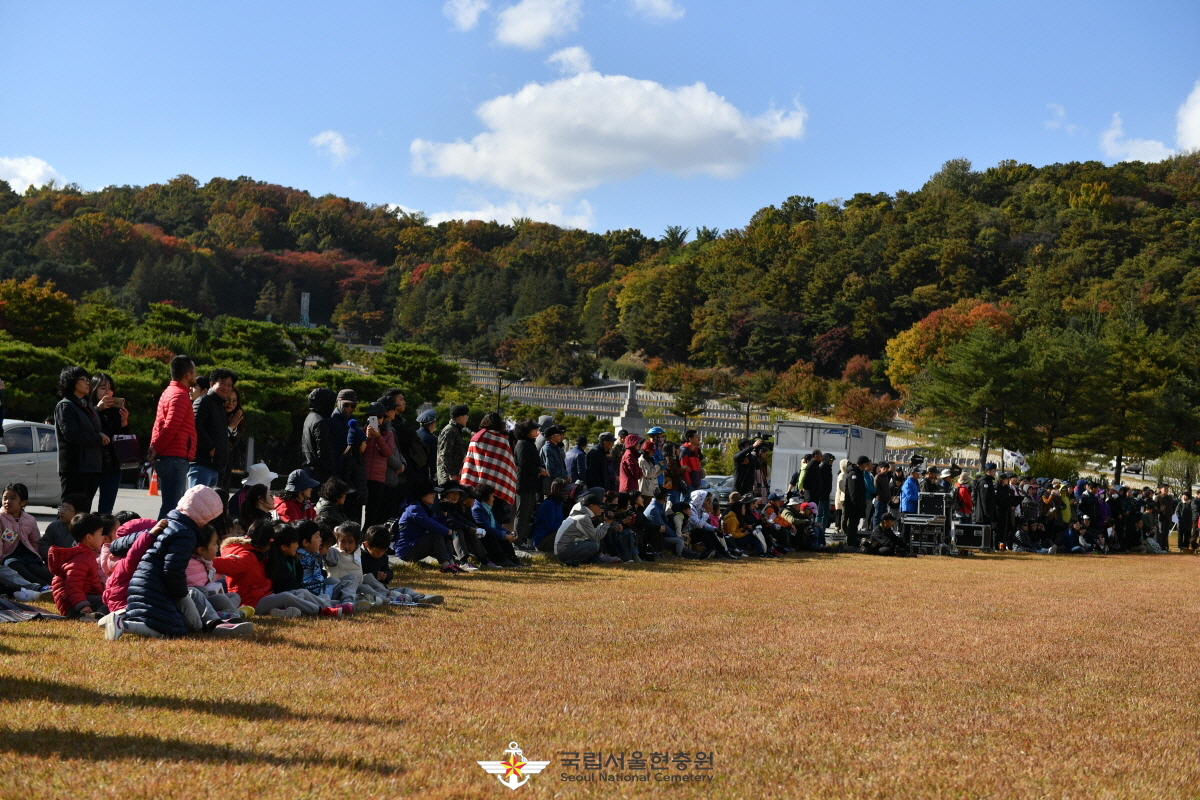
54;366;109;512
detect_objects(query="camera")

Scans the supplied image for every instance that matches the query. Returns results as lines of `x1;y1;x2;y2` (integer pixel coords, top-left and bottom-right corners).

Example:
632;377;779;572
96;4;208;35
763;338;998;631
754;433;773;452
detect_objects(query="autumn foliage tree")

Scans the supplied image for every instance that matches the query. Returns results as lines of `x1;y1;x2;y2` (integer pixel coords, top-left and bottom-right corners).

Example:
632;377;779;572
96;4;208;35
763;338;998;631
884;299;1014;392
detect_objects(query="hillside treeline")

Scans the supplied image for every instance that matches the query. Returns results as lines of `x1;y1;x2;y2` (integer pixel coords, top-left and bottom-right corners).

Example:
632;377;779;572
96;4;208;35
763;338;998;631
3;154;1200;466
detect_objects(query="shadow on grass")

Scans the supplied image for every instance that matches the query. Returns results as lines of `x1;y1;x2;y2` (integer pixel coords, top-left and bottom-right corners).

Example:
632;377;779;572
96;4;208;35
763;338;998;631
0;726;403;775
1;676;384;728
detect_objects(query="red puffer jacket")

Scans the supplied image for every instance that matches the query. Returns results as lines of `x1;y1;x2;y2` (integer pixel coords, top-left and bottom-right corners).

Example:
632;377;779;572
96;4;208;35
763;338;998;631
211;537;272;608
48;543;104;616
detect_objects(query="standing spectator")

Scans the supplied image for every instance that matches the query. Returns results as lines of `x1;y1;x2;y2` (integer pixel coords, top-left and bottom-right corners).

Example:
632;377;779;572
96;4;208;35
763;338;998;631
458;411;518;510
437;405;470;485
300;388;337;484
678;430;703;491
873;462;893;526
512;419;547;548
220;384;245;489
540;425;568;483
534;415;556;452
362;401;398;527
386;390;426;507
801;450;824;503
55;366;109;513
841;456;869;547
1155;485;1175;552
585;432;617;492
1175;490;1196;553
816;452;835;533
189;368;237;489
565;435;588;484
900;467;921;514
972;463;998;529
149;355;198;519
329;390;363;523
618;434;643;494
416;410;439;484
90;372;130;514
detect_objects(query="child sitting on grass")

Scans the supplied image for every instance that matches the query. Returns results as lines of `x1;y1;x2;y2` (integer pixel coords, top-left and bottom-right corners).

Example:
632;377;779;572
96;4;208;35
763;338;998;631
324;522;379;610
360;525;442;606
122;486;254;639
48;513;107;619
38;494;84;562
296;520;338;608
99;518;162;616
1;482;52;592
212;518;315;619
266;522;343;617
185;525;249;618
95;513;118;577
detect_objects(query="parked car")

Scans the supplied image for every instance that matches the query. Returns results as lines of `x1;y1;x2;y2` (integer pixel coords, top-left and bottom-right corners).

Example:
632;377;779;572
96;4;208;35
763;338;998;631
701;474;736;511
0;419;61;508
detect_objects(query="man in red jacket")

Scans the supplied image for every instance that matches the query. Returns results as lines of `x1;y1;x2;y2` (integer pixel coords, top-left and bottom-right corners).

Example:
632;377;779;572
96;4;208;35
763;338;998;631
149;355;198;520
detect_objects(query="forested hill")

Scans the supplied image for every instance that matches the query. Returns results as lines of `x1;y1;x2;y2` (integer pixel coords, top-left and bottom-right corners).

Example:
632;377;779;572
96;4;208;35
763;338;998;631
2;154;1199;388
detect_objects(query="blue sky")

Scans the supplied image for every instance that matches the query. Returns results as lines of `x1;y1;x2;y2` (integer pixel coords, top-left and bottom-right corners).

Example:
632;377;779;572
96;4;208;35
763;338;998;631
2;0;1198;237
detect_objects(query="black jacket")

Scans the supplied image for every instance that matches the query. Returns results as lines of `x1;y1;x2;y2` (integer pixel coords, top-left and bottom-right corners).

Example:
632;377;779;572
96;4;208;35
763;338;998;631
972;475;997;524
514;439;542;492
843;464;866;516
585;445;615;492
124;510;199;637
301;389;338;483
732;445;760;495
192;391;230;472
55;395;104;475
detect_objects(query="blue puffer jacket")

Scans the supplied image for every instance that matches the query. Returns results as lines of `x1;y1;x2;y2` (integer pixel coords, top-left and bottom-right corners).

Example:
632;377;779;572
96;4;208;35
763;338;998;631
124;510;200;637
392;501;450;559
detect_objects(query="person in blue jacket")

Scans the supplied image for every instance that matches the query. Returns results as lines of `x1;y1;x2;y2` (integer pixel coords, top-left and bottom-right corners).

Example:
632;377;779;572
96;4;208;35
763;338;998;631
900;467;921;514
392;484;463;573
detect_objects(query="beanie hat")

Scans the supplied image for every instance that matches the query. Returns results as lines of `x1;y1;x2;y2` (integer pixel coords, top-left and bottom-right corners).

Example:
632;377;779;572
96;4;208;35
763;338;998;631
177;485;224;527
337;389;358;403
450;404;469;418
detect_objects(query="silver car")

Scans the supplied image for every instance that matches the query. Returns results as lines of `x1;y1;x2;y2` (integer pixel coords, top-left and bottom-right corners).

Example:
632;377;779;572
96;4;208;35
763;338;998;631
0;419;61;508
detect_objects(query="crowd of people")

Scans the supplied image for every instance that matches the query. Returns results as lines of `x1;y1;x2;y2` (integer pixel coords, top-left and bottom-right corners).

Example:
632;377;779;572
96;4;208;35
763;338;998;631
795;453;1195;556
2;356;1193;634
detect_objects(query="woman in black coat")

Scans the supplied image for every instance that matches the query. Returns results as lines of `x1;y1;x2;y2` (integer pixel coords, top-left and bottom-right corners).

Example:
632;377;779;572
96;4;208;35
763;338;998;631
54;366;109;512
90;372;131;515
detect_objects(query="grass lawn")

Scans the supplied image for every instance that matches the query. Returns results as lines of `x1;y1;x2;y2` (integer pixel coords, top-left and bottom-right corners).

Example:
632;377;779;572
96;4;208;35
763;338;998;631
3;550;1199;799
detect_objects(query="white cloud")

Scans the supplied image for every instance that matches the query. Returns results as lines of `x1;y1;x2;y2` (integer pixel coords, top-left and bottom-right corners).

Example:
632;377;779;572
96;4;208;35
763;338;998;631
426;197;594;229
630;0;684;20
1100;113;1174;162
443;0;489;31
495;0;581;49
546;45;591;76
410;71;806;199
1044;103;1078;135
1177;80;1200;152
309;130;355;164
0;155;64;193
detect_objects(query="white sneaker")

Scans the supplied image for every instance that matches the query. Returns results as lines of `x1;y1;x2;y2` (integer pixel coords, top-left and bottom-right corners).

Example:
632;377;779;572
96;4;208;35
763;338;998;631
458;562;479;572
14;588;41;602
268;607;302;619
98;612;125;641
212;621;255;637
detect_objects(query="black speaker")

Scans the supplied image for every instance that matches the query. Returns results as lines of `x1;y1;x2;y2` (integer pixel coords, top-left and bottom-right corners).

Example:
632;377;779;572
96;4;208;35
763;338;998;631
918;492;950;518
953;523;991;551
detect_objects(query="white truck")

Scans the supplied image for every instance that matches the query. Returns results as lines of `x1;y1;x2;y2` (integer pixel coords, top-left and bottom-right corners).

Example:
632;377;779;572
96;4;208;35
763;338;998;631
768;420;889;500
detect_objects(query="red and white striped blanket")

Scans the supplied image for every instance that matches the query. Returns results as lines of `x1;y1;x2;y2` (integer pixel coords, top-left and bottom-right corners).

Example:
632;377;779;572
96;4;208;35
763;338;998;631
459;429;518;505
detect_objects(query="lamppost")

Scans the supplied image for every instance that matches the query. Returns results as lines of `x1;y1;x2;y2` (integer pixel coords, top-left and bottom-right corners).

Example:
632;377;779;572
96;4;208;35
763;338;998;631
495;369;527;412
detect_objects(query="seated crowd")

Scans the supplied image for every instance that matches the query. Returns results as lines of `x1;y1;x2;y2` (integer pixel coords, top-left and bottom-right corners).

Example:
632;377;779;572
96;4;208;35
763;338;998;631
4;363;1191;637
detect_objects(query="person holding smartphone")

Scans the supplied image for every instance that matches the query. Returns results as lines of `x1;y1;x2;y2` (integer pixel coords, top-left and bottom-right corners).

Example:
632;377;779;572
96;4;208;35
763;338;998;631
90;372;131;514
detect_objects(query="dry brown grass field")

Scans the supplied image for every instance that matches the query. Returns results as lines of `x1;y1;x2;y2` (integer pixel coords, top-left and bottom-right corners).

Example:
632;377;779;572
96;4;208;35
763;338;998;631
3;550;1199;799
